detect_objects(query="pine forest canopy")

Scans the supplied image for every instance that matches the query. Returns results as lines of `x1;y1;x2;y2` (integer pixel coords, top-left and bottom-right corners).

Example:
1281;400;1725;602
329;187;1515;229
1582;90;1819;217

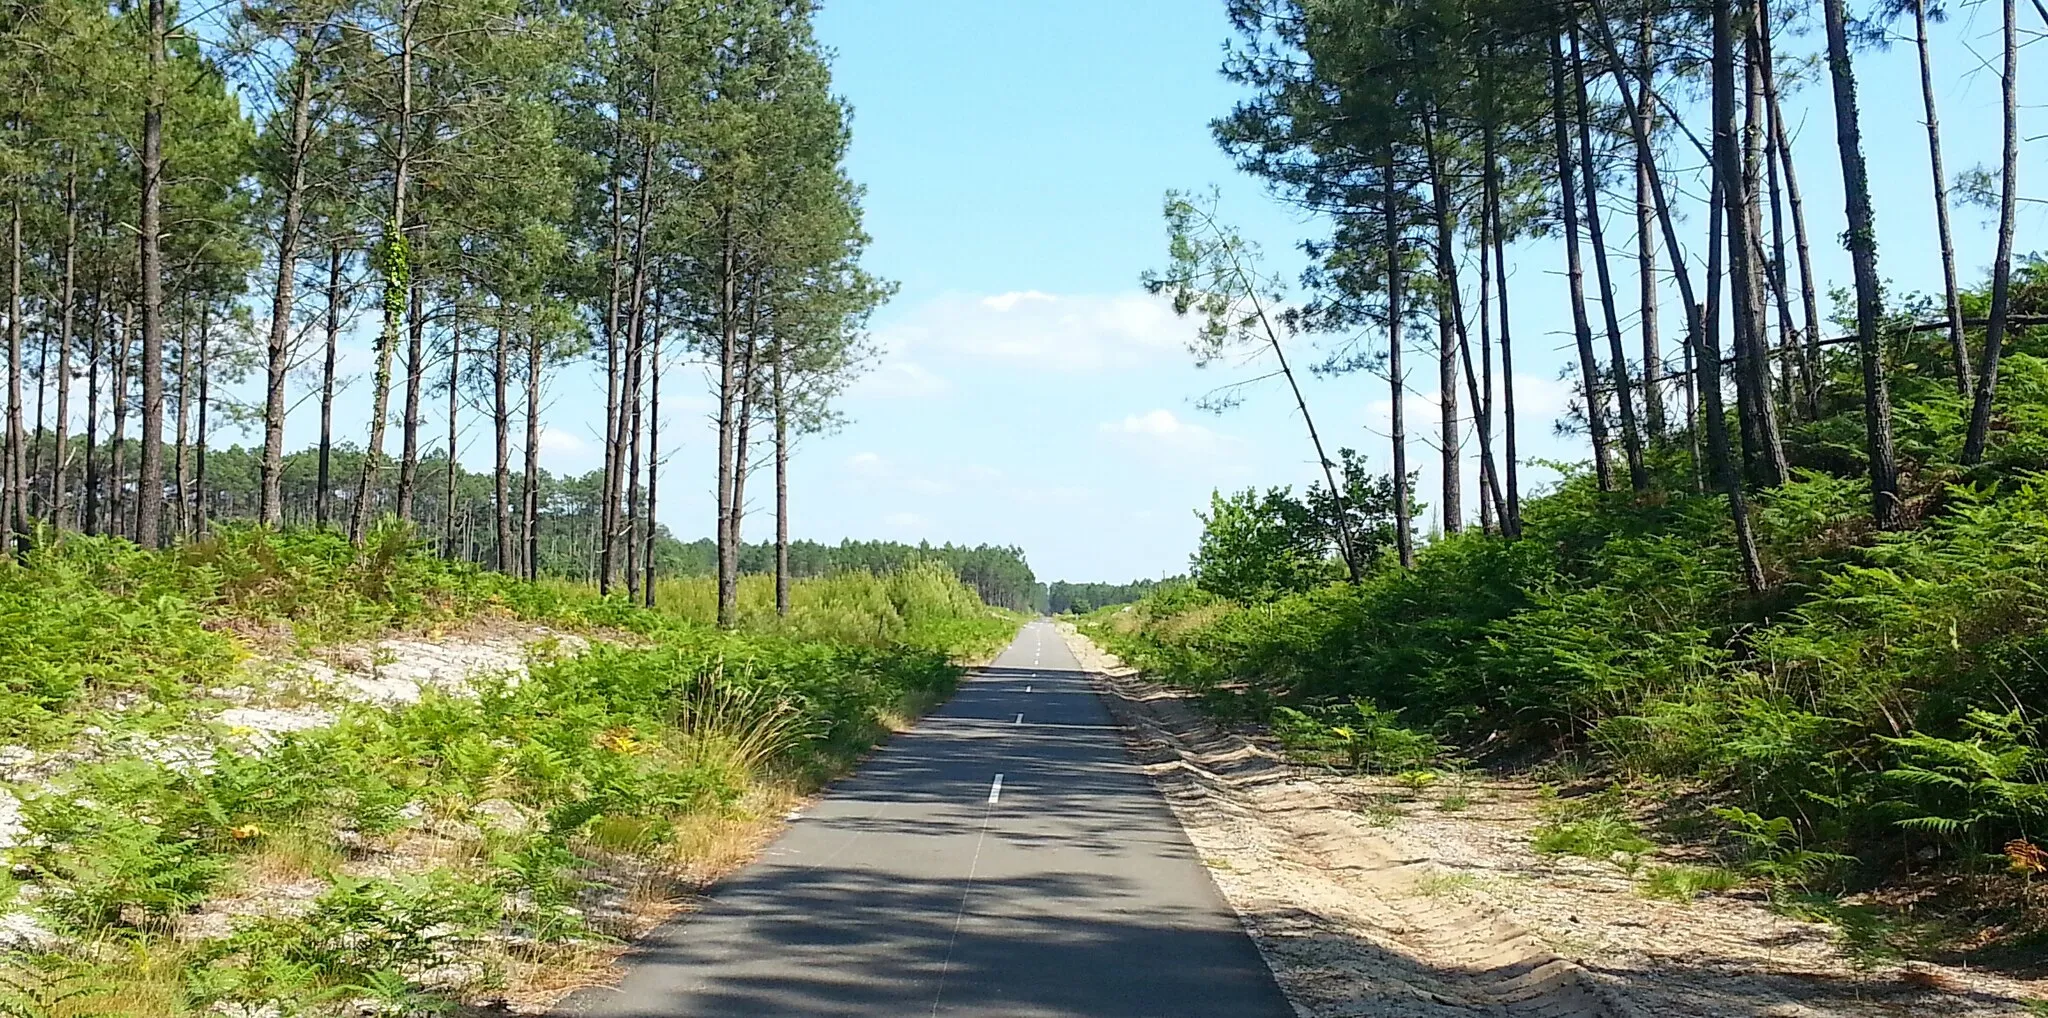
1047;578;1177;615
1145;0;2035;586
0;0;1016;623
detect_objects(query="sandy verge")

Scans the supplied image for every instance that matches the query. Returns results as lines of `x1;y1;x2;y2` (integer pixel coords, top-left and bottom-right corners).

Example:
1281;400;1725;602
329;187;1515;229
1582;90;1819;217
1055;622;2042;1018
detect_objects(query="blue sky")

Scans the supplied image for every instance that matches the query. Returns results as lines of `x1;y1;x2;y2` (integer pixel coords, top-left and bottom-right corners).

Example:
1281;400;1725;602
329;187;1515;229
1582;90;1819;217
238;1;2040;586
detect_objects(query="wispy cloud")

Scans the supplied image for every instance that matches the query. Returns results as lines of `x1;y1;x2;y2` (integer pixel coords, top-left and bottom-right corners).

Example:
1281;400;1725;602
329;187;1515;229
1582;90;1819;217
874;290;1186;374
1097;408;1240;463
854;359;952;399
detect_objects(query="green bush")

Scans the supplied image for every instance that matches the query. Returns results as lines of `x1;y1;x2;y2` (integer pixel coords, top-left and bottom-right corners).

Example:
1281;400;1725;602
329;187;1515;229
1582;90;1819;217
1088;321;2048;891
1270;699;1441;773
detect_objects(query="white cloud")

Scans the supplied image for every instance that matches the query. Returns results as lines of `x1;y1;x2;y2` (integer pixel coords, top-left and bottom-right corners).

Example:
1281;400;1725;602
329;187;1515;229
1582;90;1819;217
1508;372;1577;421
882;511;932;530
1009;484;1093;508
855;359;952;399
535;426;601;472
979;291;1056;312
844;452;955;498
1097;409;1241;465
1107;409;1198;439
874;290;1186;374
539;427;588;455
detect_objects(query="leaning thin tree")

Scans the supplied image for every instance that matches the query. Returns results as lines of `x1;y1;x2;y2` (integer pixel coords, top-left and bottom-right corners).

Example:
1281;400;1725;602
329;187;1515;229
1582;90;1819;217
1145;188;1365;583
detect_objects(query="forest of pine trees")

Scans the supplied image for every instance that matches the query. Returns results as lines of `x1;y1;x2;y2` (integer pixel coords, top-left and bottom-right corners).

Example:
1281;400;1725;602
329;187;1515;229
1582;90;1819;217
0;0;884;626
1176;0;2032;565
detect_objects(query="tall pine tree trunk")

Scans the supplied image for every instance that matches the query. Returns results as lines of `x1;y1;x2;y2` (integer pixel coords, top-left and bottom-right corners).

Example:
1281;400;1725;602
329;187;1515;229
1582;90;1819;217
259;54;314;528
492;317;512;573
1913;0;1970;397
1436;283;1461;535
1745;34;1793;470
642;320;659;607
1822;0;1903;525
397;284;425;520
1758;6;1812;417
773;342;790;616
1698;178;1770;591
1715;0;1788;488
52;167;77;529
1635;13;1664;442
1424;114;1463;534
1482;69;1521;537
6;202;24;555
29;288;48;519
136;0;168;549
1476;192;1499;533
173;310;191;538
443;314;460;559
523;323;542;581
624;323;643;601
315;242;341;528
83;290;101;535
714;217;740;627
599;169;624;589
1384;153;1414;568
608;97;657;597
351;1;413;546
727;293;764;605
111;301;132;539
1764;66;1825;415
1549;32;1615;492
194;309;211;536
1961;0;2020;465
1572;25;1647;492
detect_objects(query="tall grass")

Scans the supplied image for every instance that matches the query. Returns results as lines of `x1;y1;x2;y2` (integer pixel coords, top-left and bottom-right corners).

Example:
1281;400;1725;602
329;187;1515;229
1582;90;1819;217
0;527;1020;1014
654;562;1014;654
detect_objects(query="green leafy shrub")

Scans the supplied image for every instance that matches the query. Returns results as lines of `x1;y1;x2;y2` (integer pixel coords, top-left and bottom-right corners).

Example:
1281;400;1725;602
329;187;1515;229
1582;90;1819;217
1714;808;1852;892
1639;864;1742;902
1271;699;1441;773
1089;323;2048;893
1531;789;1654;870
1878;711;2048;860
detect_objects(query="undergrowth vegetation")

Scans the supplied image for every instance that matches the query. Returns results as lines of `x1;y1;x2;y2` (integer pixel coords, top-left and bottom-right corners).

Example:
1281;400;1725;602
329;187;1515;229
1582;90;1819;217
1081;325;2048;961
0;527;1017;1014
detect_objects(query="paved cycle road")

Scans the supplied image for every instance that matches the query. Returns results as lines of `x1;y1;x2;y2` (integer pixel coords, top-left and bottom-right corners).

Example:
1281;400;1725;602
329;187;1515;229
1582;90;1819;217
559;618;1293;1017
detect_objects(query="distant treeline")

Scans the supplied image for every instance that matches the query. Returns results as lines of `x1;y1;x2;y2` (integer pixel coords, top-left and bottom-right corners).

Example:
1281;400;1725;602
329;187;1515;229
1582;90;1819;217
16;434;1043;611
1048;578;1178;615
669;538;1044;612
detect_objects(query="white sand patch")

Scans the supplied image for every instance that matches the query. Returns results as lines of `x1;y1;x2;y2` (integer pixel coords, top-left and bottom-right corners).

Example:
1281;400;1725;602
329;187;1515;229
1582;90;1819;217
288;627;588;706
0;907;53;949
216;706;339;750
0;786;22;852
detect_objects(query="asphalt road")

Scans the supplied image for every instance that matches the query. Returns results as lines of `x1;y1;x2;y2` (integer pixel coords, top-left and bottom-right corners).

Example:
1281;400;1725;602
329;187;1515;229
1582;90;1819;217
560;618;1294;1018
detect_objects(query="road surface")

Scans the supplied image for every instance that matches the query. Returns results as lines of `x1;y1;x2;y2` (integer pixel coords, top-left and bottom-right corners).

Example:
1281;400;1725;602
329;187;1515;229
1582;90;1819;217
560;618;1293;1017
